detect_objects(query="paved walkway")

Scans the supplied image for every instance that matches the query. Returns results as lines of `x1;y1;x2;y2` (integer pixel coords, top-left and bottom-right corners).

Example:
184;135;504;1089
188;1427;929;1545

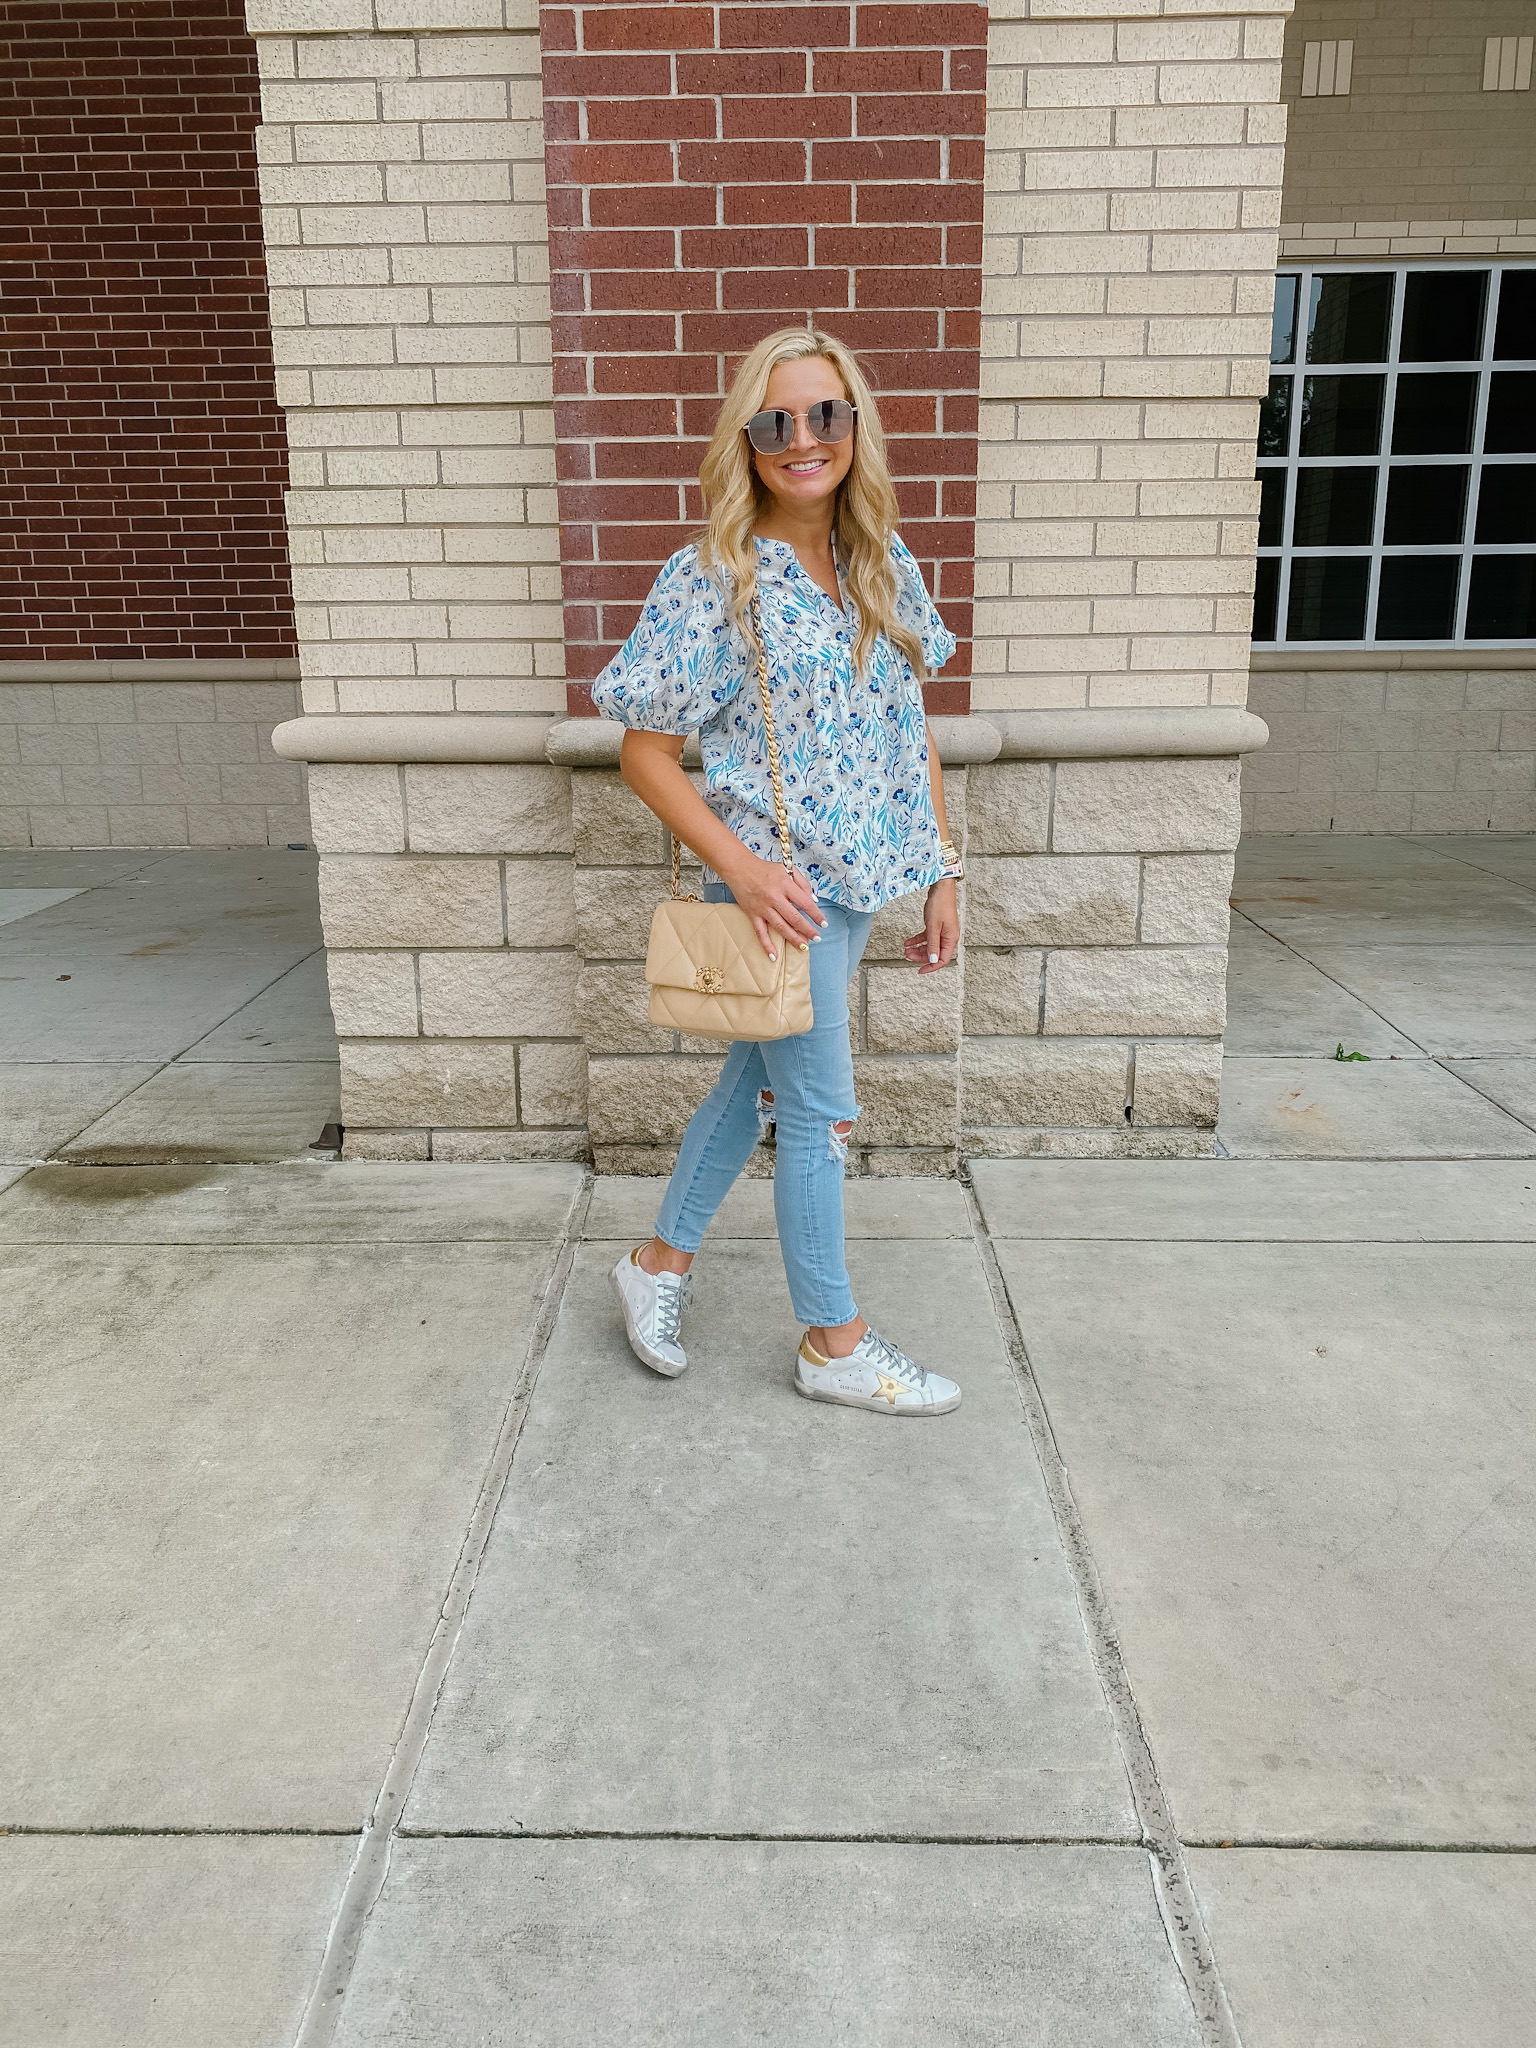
2;838;1534;2046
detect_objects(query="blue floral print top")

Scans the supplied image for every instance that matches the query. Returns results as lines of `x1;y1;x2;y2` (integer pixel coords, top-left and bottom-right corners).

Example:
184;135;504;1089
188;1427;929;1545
590;533;955;913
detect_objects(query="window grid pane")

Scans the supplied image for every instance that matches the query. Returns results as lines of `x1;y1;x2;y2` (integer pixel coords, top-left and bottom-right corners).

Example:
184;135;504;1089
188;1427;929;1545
1254;261;1536;648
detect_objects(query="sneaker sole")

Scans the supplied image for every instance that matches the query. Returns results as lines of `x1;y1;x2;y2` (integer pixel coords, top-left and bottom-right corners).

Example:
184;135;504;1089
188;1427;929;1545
794;1373;960;1416
611;1263;687;1378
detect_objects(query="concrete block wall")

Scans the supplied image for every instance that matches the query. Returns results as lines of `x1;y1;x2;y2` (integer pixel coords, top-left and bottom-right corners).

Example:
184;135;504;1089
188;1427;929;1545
245;0;580;1157
1243;658;1536;835
308;757;584;1159
0;664;308;849
961;754;1237;1157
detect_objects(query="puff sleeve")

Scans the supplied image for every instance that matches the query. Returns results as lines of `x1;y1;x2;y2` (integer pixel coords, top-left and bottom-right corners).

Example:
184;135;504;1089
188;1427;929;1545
890;533;956;674
589;546;747;733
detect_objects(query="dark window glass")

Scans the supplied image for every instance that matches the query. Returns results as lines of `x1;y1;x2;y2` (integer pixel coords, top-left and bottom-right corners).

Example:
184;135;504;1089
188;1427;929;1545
1286;557;1369;639
1384;465;1468;543
1376;556;1459;639
1294;465;1376;544
1258;375;1293;456
1466;556;1536;637
1257;468;1287;544
1300;375;1384;455
1398;271;1487;362
1271;274;1300;363
1252;557;1279;641
1391;372;1477;454
1306;272;1393;363
1483;371;1536;453
1493;269;1536;360
1474;464;1536;543
1253;378;1294;458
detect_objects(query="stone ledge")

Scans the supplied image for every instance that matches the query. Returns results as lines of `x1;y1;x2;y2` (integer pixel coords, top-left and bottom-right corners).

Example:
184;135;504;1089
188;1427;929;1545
0;657;302;683
1251;649;1536;673
272;715;555;763
987;709;1268;759
271;706;1269;766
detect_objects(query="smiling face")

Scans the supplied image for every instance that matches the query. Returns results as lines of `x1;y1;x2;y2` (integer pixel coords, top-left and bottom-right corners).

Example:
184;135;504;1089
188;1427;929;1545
750;355;856;518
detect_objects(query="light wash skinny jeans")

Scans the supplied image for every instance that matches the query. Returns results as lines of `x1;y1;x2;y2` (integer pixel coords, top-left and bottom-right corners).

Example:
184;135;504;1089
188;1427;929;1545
655;882;874;1326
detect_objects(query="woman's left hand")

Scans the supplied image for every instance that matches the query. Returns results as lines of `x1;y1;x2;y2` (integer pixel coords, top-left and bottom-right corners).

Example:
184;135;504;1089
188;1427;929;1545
904;878;959;975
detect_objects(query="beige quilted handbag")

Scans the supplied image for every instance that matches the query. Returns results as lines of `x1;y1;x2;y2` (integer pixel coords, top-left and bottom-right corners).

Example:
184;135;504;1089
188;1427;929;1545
644;600;814;1042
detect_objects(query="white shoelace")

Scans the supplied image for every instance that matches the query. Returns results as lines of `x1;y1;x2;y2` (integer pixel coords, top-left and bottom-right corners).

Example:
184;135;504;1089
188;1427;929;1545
855;1329;928;1388
653;1270;690;1347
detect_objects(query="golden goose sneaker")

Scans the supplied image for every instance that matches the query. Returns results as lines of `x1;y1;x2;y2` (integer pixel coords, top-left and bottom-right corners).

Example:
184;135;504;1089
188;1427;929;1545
611;1246;691;1377
794;1328;960;1415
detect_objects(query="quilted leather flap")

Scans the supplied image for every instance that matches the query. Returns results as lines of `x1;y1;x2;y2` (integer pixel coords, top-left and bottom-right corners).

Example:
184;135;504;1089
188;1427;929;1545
646;900;781;995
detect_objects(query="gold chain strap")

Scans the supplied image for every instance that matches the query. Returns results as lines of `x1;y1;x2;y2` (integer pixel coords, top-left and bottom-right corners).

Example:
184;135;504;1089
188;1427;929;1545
669;590;796;898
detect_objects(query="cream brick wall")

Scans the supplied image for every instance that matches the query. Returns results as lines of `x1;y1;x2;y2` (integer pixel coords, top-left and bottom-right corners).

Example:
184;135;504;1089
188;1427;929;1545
249;0;561;721
247;1;572;1159
978;0;1291;715
1279;0;1536;229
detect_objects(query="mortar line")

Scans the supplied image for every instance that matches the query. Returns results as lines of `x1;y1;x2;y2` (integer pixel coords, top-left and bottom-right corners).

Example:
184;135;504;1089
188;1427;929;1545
289;1173;594;2048
962;1175;1244;2048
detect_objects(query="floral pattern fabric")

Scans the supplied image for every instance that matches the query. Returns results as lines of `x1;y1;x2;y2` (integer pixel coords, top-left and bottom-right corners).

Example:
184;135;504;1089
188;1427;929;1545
589;533;955;913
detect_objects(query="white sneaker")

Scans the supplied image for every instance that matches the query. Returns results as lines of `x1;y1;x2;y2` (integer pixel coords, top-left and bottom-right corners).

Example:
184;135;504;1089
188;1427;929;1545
611;1245;691;1377
794;1327;960;1415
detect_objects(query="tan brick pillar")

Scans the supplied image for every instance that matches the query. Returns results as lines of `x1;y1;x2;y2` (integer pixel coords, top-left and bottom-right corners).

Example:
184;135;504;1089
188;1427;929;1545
964;0;1289;1156
248;0;583;1160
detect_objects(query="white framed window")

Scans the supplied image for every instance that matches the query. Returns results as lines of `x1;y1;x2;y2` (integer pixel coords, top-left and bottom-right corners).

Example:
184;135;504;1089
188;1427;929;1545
1300;39;1353;96
1254;263;1536;649
1483;35;1533;90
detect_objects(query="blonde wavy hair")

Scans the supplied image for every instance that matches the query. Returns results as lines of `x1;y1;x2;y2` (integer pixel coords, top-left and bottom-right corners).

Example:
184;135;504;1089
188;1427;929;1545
697;326;926;682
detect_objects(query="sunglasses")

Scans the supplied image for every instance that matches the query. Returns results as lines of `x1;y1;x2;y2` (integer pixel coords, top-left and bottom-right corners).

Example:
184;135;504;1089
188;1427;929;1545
745;399;857;455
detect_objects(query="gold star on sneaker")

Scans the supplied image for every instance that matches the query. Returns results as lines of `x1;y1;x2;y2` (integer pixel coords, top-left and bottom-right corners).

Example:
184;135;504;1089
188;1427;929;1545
873;1372;904;1406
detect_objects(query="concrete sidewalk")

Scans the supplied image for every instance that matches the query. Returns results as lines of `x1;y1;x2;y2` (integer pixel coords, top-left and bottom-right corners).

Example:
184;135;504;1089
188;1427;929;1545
3;1156;1534;2045
3;833;1534;2043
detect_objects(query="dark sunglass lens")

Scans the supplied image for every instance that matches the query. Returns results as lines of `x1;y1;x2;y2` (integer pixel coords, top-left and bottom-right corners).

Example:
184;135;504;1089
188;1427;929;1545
809;400;853;443
747;409;792;453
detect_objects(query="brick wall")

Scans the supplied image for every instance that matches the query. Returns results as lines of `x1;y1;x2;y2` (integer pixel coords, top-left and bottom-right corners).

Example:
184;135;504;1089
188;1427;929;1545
540;0;987;717
1280;0;1536;228
0;0;295;659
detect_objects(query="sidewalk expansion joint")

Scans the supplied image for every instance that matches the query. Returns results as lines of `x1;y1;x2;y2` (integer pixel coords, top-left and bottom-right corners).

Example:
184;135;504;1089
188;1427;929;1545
393;1827;1147;1847
288;1171;594;2048
963;1173;1245;2048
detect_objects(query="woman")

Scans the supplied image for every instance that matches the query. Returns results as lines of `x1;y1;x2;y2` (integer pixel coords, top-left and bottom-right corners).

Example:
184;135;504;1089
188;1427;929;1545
592;326;965;1416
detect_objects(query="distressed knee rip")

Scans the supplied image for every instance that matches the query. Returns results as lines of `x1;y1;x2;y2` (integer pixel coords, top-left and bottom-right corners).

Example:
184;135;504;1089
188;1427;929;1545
756;1089;775;1143
826;1111;859;1166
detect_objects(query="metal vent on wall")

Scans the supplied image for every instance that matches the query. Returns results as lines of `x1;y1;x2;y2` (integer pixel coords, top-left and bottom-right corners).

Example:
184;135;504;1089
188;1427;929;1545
1483;36;1533;90
1301;39;1353;97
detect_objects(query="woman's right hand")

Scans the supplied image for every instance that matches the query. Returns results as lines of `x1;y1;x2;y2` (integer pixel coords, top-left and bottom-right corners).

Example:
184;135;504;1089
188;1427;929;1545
723;852;826;960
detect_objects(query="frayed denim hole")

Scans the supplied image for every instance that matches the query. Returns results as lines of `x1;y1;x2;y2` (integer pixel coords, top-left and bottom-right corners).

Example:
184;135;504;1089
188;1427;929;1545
825;1110;859;1167
755;1089;776;1144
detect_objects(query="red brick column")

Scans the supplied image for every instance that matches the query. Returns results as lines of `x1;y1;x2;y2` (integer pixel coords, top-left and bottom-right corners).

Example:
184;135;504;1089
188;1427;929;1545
541;2;985;716
0;0;295;659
